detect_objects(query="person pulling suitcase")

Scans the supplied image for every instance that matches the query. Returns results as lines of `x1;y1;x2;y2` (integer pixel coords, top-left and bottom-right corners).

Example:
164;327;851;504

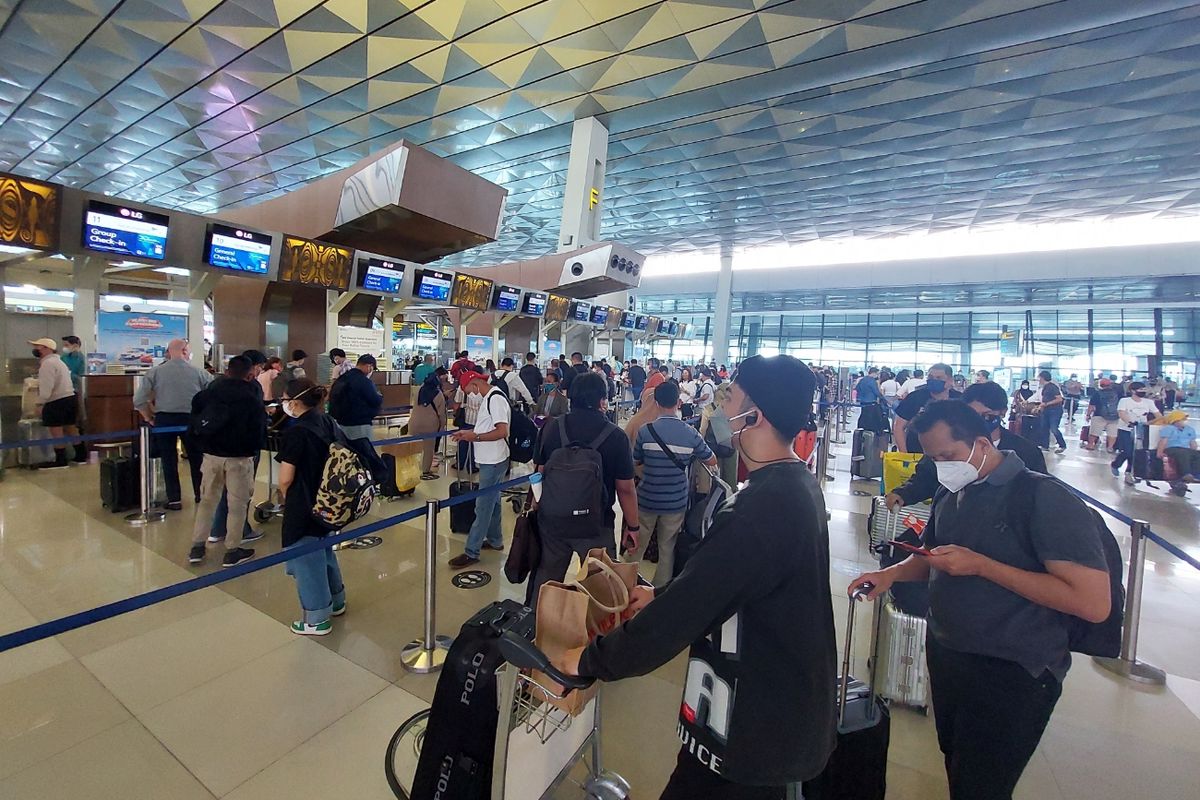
551;356;837;799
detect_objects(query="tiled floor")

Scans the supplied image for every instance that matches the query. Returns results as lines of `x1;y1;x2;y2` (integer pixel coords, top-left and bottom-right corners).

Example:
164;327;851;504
0;421;1198;799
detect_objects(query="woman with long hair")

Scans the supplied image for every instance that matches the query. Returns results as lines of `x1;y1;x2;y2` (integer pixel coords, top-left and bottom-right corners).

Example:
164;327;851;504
275;378;346;636
410;366;448;479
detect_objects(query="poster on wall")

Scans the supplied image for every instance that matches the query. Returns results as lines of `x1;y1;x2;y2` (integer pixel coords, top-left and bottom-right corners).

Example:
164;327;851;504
337;325;386;360
466;335;493;361
96;311;187;366
542;340;563;359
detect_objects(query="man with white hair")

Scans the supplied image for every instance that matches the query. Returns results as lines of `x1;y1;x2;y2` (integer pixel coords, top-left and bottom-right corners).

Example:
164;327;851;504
134;338;213;510
29;337;81;469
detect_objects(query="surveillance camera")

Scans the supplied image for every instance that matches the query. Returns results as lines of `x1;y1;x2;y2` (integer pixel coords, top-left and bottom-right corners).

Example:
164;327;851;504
122;304;132;312
570;261;584;277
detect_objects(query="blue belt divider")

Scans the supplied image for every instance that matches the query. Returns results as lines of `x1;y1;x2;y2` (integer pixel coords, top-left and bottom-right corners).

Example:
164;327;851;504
0;502;428;653
438;475;530;508
0;425;189;452
1144;529;1200;572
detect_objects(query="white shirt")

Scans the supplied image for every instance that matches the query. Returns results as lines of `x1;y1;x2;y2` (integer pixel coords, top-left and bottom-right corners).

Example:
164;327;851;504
678;379;697;403
1117;396;1158;431
454;387;484;425
898;377;926;397
498;369;535;406
37;354;74;403
473;388;511;465
695;379;716;409
880;379;900;398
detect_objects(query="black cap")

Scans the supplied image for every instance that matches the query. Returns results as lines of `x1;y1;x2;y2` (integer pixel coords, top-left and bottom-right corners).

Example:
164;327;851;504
241;349;267;365
732;355;816;439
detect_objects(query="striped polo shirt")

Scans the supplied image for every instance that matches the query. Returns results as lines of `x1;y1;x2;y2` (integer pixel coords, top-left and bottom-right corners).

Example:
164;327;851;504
634;415;714;512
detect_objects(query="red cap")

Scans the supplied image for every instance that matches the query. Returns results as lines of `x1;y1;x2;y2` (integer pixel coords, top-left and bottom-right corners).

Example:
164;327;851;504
1099;378;1112;387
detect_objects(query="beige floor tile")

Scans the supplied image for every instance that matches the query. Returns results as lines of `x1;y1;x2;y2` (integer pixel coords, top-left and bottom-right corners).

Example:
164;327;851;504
1014;750;1065;800
1165;672;1200;723
141;637;388;797
81;599;295;713
0;635;74;688
56;585;233;658
225;685;426;800
885;761;951;799
0;718;216;800
0;659;131;780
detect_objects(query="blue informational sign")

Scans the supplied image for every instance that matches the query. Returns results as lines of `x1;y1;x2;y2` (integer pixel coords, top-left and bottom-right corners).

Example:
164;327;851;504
570;300;591;323
83;200;169;261
96;311;187;366
205;223;271;274
635;315;649;331
590;305;609;326
543;340;563;357
414;269;453;302
492;284;520;312
466;335;493;361
620;311;636;330
357;257;404;294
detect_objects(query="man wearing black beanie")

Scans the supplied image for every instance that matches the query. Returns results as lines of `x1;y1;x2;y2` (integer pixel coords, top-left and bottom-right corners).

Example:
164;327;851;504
555;354;837;798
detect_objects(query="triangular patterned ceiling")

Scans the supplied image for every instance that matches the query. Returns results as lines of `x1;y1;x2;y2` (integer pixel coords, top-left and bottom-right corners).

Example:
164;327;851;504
0;0;1198;266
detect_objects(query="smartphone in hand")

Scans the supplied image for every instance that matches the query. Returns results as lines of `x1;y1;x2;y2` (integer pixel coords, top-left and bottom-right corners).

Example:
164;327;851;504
886;539;930;557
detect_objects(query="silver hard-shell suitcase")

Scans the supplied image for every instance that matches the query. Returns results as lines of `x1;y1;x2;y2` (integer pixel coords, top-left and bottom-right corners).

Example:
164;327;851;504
874;599;930;713
17;419;55;466
867;495;931;551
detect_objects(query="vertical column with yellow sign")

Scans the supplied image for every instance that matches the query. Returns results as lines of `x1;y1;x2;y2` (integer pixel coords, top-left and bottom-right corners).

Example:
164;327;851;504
558;118;608;252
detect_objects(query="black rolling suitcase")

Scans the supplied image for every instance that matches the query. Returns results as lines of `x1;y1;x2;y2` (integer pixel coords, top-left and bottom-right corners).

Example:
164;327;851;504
1132;449;1163;481
1019;414;1040;444
378;453;401;498
802;588;890;800
450;443;478;533
410;600;535;799
851;429;889;480
100;457;139;512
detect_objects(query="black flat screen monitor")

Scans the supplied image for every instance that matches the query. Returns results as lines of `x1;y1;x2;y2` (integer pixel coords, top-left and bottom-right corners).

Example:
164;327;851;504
657;319;669;334
570;300;592;323
521;291;547;317
450;273;494;312
83;200;168;261
589;305;609;326
635;314;649;331
492;284;521;313
204;223;271;274
544;294;571;322
413;268;453;302
356;257;405;294
620;311;636;330
668;321;679;336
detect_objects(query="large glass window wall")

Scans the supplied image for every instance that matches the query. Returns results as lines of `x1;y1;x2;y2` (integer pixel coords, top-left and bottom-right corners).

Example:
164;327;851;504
649;308;1200;392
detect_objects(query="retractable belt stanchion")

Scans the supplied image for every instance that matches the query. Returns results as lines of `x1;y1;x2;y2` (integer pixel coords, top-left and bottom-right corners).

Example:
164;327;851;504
401;499;453;673
1094;519;1167;685
126;425;165;527
816;413;834;483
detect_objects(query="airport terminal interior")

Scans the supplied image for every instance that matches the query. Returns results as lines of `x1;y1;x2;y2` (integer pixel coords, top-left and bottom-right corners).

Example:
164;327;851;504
1;2;1200;799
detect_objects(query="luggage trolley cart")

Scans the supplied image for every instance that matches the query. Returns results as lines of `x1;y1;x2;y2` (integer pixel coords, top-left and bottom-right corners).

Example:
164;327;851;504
385;634;629;800
252;429;285;524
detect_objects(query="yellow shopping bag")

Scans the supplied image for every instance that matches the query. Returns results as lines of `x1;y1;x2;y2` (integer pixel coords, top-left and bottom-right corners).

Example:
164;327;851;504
882;451;923;494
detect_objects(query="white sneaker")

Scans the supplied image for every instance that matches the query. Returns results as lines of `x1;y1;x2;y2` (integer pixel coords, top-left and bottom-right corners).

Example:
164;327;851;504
291;620;332;636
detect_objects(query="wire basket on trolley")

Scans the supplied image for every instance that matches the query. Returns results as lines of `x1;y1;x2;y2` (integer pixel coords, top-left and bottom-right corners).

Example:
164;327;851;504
508;664;577;745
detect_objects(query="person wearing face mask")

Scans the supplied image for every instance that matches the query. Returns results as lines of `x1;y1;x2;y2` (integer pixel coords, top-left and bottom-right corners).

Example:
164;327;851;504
886;381;1047;510
274;379;346;635
410;367;448;480
328;354;383;441
893;362;961;453
535;370;568;419
59;336;85;390
850;400;1111;800
28;338;82;469
1111;382;1160;483
550;355;836;799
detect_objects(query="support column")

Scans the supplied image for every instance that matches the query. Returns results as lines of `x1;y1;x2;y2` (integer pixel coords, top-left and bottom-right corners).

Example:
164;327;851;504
558;117;609;251
72;257;107;355
457;311;480;352
187;272;218;369
711;245;733;366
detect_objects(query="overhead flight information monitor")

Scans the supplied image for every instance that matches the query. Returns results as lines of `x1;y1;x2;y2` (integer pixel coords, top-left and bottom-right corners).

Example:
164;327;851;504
657;319;669;334
413;268;453;302
668;321;679;336
635;314;649;331
545;294;571;322
521;290;547;317
492;284;521;313
570;300;592;323
589;305;609;326
83;200;168;260
450;273;494;311
619;311;636;330
204;223;271;275
356;257;405;294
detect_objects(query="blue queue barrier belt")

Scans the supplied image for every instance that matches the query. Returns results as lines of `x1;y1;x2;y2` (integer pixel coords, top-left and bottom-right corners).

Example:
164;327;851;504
438;475;531;509
0;425;188;451
1143;530;1200;572
0;502;427;653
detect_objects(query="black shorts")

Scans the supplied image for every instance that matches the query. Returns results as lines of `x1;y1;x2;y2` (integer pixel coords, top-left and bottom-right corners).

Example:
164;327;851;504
42;395;78;427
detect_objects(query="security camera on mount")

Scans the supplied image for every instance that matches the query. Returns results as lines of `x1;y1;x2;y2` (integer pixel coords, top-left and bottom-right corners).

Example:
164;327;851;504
551;241;646;298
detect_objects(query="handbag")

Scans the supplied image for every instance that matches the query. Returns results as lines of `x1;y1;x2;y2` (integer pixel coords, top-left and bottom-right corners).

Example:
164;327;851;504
503;491;542;584
532;549;638;716
452;405;466;429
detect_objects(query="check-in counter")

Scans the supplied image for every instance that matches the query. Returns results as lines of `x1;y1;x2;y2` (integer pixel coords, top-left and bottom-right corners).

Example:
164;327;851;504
81;374;138;439
371;369;412;410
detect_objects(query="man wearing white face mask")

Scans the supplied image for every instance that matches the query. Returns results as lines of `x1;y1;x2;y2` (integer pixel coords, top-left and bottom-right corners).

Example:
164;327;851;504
850;400;1111;800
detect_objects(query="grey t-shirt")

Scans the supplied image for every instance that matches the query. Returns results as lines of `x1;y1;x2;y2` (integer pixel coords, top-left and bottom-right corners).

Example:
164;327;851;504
925;452;1107;680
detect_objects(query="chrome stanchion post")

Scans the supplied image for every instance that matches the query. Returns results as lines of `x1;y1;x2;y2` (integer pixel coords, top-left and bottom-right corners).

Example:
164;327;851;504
817;414;834;483
401;499;453;673
1093;519;1166;685
126;425;165;527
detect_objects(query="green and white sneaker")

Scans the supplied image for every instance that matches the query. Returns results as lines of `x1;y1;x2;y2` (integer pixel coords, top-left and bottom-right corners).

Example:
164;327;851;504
291;620;332;636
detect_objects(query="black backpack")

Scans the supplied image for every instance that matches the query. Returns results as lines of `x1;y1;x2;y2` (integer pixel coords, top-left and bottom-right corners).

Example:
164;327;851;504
410;600;535;800
519;363;542;398
1093;387;1119;419
489;370;511;400
485;391;536;464
189;384;230;442
537;415;616;538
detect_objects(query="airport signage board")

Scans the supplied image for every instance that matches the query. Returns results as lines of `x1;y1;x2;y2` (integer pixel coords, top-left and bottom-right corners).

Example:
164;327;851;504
450;272;494;312
356;256;405;295
278;235;353;290
204;222;271;275
83;199;168;261
0;173;60;251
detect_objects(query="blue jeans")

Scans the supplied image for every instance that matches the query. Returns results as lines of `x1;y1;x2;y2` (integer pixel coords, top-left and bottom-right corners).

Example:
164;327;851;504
465;461;507;558
632;385;644;409
1041;407;1066;449
209;452;258;541
285;540;345;625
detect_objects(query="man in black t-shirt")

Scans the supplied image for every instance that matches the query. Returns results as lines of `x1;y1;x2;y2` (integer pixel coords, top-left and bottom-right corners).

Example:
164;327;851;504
1034;371;1066;453
893;362;961;453
531;373;638;598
